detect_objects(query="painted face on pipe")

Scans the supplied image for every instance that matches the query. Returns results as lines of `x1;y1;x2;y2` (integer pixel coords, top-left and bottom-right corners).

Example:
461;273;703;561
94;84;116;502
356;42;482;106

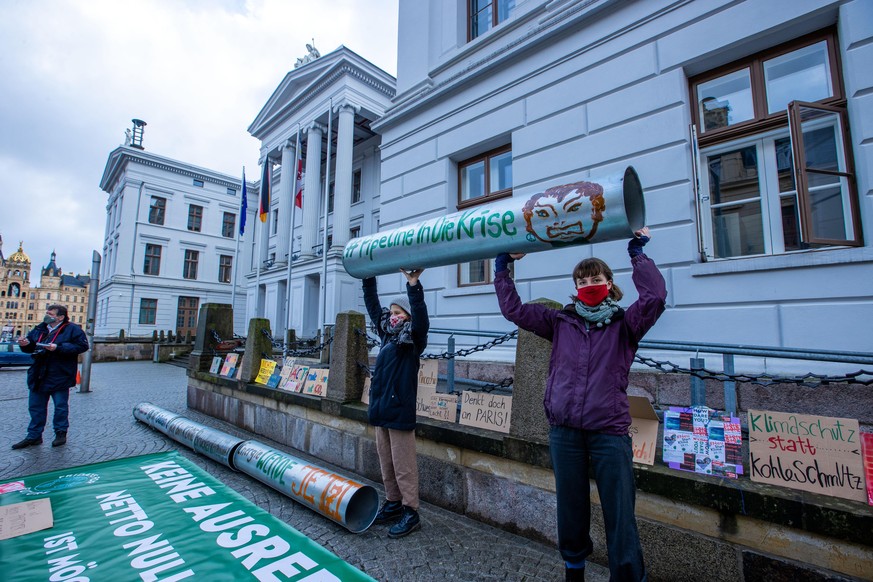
522;181;605;246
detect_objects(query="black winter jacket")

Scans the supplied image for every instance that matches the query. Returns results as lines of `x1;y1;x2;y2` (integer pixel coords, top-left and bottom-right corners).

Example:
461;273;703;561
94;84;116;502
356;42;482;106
363;277;429;430
21;321;89;393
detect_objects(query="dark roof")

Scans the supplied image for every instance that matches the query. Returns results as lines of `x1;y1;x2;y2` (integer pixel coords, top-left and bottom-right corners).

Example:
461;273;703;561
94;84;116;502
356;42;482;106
60;274;88;288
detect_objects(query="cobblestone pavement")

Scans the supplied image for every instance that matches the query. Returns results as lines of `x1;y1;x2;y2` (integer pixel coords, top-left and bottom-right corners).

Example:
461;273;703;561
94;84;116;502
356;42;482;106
0;361;609;581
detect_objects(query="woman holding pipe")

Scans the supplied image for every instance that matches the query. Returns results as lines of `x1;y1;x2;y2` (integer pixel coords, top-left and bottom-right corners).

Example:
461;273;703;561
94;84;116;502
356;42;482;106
493;228;666;581
362;268;430;538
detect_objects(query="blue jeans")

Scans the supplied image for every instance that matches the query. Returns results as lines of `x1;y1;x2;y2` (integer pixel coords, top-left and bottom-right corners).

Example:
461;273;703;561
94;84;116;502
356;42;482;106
549;426;646;582
27;389;70;439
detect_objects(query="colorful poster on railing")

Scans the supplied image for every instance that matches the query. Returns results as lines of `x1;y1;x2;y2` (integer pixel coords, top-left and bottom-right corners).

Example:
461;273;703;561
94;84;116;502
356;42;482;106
662;406;743;478
220;353;239;377
0;451;374;581
254;358;277;385
748;409;866;502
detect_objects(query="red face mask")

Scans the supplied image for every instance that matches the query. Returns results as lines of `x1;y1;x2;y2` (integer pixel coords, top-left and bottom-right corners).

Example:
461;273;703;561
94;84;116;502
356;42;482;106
576;284;609;306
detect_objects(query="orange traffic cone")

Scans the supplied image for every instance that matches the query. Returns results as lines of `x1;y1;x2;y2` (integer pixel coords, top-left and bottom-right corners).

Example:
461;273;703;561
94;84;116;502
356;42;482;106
76;370;82;385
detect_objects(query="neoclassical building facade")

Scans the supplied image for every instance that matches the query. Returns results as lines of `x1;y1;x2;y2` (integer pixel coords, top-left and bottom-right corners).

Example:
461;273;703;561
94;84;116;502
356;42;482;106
244;46;395;340
96;142;255;337
1;240;90;340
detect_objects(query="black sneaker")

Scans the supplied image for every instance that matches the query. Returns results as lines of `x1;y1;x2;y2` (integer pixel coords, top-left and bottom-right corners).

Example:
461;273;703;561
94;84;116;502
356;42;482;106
374;499;403;524
565;566;585;581
12;437;42;450
387;506;421;538
52;432;67;447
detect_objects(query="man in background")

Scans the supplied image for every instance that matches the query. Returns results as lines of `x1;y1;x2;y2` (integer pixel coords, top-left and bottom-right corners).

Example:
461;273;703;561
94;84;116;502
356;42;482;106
11;305;89;449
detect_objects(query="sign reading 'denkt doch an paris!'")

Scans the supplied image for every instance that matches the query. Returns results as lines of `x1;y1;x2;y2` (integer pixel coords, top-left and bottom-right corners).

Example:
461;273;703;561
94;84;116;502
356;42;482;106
342;167;646;278
748;409;867;503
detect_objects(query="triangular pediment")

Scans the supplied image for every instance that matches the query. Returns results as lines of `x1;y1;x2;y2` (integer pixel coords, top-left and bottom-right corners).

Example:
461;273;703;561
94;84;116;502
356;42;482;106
248;45;395;139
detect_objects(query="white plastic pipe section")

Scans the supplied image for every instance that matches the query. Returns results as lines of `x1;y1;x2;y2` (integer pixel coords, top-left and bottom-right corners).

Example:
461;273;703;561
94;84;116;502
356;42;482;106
133;402;378;533
343;166;646;278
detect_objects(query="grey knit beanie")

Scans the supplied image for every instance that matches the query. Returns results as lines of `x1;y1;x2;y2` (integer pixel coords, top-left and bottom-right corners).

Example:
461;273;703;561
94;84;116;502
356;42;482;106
389;295;411;317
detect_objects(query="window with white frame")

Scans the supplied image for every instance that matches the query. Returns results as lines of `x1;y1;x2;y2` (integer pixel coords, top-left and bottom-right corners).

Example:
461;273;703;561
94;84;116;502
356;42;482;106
143;244;162;275
352;170;362;204
456;144;512;285
691;29;860;260
187;205;203;232
469;0;516;41
183;250;199;280
222;212;236;238
218;255;233;283
139;298;157;325
148;196;166;225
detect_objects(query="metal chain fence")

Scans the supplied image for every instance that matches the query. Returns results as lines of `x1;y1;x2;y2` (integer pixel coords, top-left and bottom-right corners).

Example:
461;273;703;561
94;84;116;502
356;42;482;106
634;354;873;387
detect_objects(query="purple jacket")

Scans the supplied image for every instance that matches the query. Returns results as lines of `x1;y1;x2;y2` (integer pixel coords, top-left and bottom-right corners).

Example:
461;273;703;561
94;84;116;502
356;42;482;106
495;254;667;435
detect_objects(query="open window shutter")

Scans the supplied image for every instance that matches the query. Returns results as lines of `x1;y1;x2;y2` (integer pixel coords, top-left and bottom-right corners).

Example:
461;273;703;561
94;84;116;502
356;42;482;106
688;124;709;260
787;100;863;246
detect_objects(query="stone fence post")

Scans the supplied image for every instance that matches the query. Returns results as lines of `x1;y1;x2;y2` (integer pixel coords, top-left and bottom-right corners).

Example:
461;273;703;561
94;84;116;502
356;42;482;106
508;297;561;444
240;318;273;383
189;303;233;372
326;311;369;404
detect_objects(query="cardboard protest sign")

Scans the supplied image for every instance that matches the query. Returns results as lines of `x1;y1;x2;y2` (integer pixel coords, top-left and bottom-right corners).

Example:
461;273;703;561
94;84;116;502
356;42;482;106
219;353;239;377
417;359;438;389
0;499;52;541
253;359;277;385
628;396;659;466
459;391;512;434
281;364;311;393
748;409;866;502
416;386;437;417
415;386;459;423
428;392;458;423
662;407;742;478
303;369;329;397
361;377;370;405
0;452;374;581
209;357;222;374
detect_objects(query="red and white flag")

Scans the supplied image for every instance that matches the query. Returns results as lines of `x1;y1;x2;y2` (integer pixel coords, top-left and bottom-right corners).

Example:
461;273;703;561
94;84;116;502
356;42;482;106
294;159;304;209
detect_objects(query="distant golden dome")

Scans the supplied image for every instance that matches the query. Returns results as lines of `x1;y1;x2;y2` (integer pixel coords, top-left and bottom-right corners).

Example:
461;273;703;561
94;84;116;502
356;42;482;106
8;242;30;264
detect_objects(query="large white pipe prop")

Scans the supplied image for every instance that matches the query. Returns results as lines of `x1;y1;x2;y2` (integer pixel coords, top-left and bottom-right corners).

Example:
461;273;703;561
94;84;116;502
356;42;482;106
133;402;244;469
343;166;646;278
133;402;379;533
233;440;378;534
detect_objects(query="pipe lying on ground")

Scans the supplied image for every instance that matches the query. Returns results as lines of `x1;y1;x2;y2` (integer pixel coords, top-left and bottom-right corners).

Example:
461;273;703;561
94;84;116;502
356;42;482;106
342;166;646;278
133;402;378;533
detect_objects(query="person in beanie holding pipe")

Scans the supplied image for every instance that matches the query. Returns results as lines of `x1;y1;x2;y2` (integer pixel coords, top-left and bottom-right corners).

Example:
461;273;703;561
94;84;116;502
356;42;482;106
362;268;429;538
493;227;666;582
12;305;89;449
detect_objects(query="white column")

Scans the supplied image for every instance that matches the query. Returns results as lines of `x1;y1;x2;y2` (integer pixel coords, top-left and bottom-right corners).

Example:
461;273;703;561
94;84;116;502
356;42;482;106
332;102;358;249
276;141;295;265
301;122;325;256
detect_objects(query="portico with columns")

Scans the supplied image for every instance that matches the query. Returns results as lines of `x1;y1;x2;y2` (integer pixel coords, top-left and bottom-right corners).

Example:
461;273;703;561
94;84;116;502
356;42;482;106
245;46;395;340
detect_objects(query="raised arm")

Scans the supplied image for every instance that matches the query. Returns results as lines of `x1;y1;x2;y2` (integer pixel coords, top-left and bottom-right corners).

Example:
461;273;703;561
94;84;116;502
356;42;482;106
493;253;557;340
623;228;667;342
362;277;386;340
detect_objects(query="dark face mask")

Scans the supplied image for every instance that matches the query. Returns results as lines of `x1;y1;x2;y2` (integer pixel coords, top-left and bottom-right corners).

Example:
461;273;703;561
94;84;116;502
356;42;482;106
43;315;57;325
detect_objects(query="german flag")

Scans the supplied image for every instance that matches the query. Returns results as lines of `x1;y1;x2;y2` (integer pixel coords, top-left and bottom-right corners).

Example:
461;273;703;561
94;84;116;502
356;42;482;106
259;159;272;222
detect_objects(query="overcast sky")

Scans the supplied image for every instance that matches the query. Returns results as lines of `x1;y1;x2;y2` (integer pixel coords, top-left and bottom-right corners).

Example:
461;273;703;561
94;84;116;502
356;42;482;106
0;0;398;279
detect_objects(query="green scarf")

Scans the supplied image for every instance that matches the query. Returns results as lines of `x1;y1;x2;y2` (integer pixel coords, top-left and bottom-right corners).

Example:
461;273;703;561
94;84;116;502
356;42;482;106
574;298;620;327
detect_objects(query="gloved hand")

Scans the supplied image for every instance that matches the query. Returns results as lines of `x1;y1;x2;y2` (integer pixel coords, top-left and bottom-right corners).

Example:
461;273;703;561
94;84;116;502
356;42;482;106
627;235;650;258
495;253;515;273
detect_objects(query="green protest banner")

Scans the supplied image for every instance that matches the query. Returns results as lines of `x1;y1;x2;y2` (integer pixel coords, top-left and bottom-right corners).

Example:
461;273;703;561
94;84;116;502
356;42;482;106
0;451;374;581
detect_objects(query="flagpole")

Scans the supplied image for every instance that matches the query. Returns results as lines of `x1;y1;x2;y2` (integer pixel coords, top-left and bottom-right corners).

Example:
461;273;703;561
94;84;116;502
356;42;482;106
255;158;268;317
231;166;245;331
283;125;301;360
319;100;333;336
